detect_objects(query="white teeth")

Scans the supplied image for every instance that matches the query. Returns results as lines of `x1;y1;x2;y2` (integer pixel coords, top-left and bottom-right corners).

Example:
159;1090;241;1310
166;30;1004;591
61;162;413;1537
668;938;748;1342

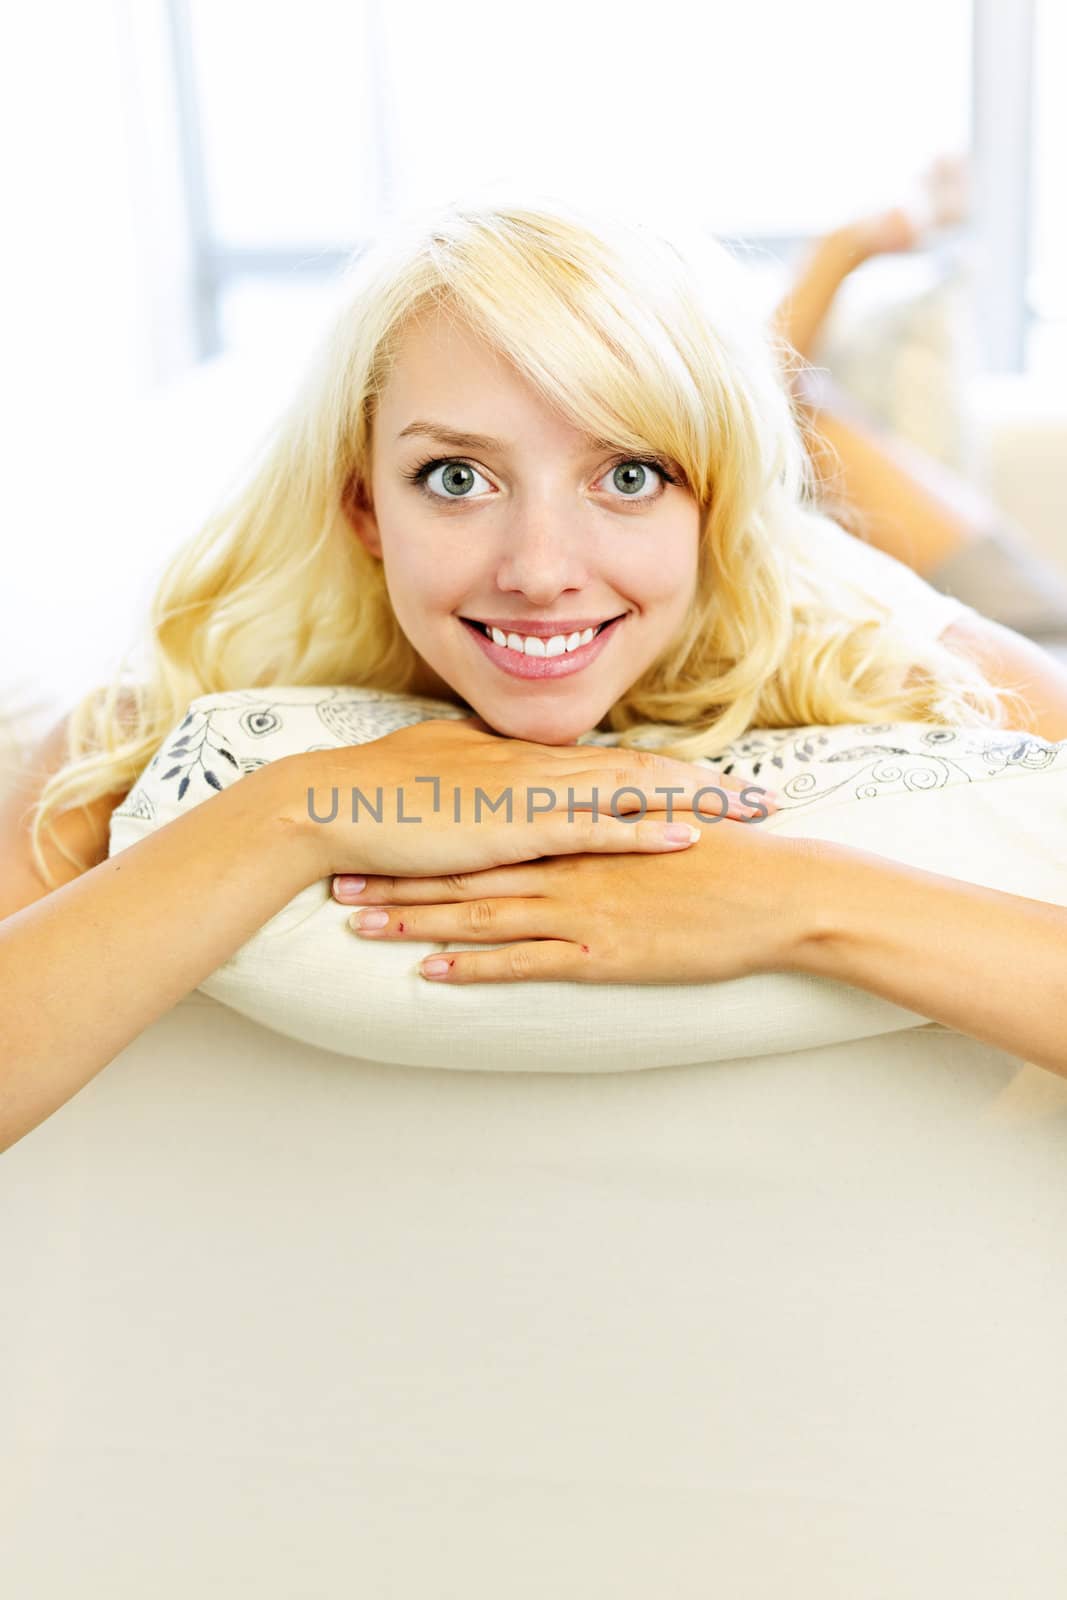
482;622;609;654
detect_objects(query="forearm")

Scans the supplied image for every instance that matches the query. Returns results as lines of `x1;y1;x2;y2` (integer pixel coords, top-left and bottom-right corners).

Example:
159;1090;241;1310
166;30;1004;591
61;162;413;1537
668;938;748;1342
1;755;320;1153
790;842;1067;1077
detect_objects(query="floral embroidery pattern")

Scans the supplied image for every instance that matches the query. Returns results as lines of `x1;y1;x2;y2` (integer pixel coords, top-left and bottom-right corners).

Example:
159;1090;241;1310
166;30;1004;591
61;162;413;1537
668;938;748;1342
135;707;242;804
676;722;1067;810
110;688;1067;829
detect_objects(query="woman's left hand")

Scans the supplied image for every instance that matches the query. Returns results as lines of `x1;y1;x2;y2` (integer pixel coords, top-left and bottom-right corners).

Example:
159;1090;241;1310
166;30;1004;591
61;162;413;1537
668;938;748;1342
332;820;822;985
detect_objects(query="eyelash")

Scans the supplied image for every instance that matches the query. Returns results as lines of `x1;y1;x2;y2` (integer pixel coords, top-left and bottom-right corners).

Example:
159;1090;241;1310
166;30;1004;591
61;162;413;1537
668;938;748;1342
401;452;682;504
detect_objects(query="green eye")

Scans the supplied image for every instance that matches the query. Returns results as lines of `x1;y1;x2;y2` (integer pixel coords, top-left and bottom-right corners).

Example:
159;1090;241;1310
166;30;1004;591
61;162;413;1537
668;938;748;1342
401;452;682;503
403;457;492;500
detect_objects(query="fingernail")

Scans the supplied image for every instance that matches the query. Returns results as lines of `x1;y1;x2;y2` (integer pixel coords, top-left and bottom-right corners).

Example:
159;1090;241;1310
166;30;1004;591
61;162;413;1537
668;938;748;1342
333;876;366;898
351;909;388;929
661;823;702;843
421;958;451;977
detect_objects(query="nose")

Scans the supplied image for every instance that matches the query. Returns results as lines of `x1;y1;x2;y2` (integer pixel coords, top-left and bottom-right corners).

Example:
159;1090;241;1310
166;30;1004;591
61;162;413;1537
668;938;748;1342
493;499;592;603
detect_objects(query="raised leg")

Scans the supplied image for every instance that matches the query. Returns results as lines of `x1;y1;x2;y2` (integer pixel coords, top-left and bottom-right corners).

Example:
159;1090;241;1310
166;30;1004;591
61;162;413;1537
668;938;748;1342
797;379;1067;639
795;378;988;575
772;156;969;365
769;158;1067;639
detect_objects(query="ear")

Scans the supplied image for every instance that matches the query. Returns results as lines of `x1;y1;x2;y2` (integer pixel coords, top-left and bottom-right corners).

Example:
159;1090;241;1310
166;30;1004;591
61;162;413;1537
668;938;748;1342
340;474;382;558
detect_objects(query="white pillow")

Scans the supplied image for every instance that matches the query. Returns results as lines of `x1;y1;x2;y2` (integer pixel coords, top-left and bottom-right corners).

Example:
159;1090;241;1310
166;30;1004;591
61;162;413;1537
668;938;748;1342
108;687;1067;1070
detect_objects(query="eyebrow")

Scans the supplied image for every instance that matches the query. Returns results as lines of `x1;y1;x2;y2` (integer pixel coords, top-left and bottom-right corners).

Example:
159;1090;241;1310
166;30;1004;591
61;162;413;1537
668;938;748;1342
395;419;620;455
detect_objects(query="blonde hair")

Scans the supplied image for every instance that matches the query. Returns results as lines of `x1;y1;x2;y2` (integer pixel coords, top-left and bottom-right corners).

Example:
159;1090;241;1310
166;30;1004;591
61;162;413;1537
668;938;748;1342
32;184;1024;885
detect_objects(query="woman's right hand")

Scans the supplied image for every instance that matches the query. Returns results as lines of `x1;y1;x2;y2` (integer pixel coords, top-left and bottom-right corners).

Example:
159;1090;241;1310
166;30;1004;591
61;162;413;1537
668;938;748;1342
275;717;774;881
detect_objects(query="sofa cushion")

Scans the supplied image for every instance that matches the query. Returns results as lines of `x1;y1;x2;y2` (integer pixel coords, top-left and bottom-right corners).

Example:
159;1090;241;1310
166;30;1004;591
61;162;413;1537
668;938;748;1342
108;687;1067;1068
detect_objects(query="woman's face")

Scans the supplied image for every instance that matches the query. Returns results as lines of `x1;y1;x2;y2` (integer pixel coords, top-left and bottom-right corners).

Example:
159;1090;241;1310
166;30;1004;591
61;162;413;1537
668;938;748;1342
344;309;702;744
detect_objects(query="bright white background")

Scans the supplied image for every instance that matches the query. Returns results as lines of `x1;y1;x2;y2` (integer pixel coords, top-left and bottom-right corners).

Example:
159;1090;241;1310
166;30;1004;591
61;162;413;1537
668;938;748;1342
1;0;1062;731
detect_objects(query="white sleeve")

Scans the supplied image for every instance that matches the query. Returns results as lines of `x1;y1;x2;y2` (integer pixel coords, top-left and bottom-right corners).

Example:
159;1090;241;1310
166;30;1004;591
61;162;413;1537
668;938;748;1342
816;522;978;641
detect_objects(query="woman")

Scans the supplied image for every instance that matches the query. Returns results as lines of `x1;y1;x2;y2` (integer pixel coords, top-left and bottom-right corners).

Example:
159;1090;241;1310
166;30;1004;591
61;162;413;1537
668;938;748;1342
4;186;1067;1157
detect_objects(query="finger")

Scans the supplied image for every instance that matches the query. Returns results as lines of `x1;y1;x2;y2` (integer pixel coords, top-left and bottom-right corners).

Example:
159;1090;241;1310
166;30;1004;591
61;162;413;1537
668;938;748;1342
690;789;778;823
553;793;765;826
348;896;558;944
740;782;779;813
721;778;780;809
584;789;774;822
516;811;703;859
333;864;550;904
416;939;587;985
553;757;777;818
679;779;778;817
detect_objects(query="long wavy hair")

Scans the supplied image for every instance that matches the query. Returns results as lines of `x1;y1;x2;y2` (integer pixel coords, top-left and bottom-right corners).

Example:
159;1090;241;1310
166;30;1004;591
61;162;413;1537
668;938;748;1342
31;184;1023;885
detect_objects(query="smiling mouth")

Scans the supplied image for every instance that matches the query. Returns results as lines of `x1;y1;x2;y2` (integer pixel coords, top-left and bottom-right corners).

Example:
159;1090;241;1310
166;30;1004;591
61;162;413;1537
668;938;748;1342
460;614;626;642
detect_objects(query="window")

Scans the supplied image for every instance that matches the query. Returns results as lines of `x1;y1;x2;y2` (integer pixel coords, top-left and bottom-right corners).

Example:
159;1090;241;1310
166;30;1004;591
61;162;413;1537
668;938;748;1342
1029;0;1067;373
175;0;1055;368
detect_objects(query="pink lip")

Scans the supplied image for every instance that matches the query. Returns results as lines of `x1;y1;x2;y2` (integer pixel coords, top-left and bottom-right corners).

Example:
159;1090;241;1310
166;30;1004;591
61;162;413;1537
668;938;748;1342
460;614;627;679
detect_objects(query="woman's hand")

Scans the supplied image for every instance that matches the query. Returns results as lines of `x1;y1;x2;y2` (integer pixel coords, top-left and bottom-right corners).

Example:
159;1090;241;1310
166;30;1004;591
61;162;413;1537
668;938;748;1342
285;716;775;882
331;815;817;985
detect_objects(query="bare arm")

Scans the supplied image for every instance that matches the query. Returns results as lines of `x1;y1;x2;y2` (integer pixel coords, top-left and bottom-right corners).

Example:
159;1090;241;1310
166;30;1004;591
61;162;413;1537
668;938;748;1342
790;842;1067;1078
794;613;1067;1069
793;606;1067;1066
0;751;321;1155
940;612;1067;743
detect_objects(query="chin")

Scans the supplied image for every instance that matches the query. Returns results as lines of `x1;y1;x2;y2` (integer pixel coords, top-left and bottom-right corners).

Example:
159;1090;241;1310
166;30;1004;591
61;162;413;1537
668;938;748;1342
472;701;602;747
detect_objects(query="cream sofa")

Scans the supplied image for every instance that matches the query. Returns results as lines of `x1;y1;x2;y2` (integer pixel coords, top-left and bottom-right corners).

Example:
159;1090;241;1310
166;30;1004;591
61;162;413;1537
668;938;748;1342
3;364;1067;1596
5;991;1067;1595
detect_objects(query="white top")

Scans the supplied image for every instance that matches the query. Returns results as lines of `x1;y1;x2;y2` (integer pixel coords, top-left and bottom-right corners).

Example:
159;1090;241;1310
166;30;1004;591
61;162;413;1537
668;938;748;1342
814;518;977;641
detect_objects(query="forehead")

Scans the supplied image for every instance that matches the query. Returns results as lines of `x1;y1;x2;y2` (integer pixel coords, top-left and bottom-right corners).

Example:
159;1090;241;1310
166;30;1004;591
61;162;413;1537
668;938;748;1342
373;310;634;469
376;309;559;434
364;309;701;512
388;309;514;388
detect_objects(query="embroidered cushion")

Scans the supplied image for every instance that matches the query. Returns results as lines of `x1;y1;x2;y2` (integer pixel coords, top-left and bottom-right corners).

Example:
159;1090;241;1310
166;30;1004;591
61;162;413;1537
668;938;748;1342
108;687;1067;1069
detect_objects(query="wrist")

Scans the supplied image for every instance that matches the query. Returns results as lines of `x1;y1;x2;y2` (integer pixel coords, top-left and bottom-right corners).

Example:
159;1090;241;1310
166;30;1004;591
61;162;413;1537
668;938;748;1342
784;837;921;984
778;837;866;977
242;751;341;885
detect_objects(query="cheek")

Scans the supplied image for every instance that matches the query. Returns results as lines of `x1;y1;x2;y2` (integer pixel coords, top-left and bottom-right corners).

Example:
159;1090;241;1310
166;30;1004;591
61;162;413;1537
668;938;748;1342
374;497;438;589
627;520;701;607
379;532;474;630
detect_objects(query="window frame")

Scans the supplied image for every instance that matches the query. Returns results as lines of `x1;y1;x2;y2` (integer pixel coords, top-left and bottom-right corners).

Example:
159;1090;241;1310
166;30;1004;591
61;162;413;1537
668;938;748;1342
162;0;1036;375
